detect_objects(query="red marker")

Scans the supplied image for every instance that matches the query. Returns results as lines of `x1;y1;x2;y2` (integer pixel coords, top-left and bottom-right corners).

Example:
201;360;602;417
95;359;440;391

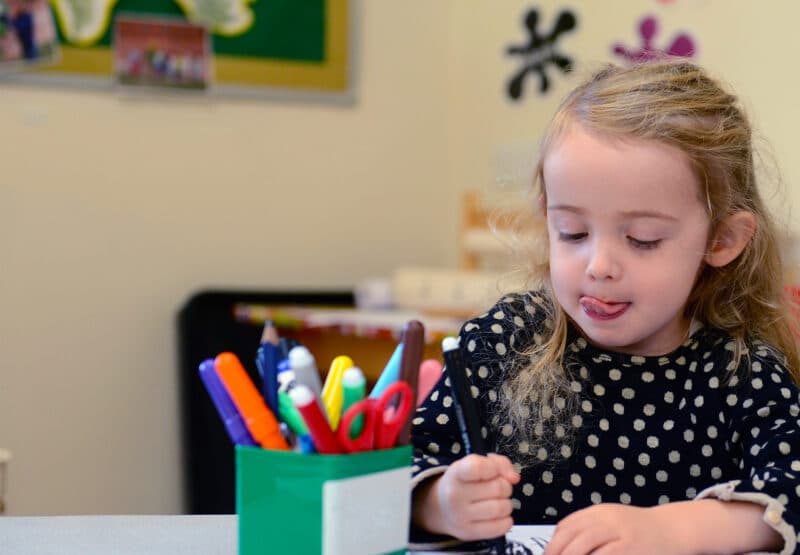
289;385;344;454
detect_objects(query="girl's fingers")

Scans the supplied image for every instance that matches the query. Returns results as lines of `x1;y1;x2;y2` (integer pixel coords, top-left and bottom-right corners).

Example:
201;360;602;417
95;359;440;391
546;522;577;555
488;453;521;483
562;528;616;555
585;543;620;555
465;497;514;522
452;454;504;482
443;478;511;510
547;505;594;550
547;524;616;555
456;515;514;542
468;476;513;502
452;453;520;485
554;505;593;529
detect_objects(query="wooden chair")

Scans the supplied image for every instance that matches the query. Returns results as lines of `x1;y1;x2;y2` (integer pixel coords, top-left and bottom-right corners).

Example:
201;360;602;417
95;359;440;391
459;190;518;271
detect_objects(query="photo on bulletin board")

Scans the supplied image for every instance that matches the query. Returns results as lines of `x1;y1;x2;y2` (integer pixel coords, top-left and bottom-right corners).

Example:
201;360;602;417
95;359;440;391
11;0;353;102
0;0;59;69
113;15;211;91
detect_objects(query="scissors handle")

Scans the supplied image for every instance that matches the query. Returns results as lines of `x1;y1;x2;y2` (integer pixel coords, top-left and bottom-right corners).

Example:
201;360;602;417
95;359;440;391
338;381;414;452
338;399;377;453
374;381;413;450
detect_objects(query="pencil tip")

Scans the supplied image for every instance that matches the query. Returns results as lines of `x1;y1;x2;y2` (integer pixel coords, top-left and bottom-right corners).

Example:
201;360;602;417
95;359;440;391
260;320;279;345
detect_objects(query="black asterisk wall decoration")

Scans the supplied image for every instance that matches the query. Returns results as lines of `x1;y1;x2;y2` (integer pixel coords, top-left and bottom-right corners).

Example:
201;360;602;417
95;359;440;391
506;8;578;100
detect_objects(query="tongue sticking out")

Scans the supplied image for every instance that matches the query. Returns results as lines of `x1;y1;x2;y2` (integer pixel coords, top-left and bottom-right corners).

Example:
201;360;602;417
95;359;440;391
580;296;628;317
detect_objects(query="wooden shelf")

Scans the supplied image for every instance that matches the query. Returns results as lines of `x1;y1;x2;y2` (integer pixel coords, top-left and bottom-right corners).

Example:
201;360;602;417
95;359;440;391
233;303;463;385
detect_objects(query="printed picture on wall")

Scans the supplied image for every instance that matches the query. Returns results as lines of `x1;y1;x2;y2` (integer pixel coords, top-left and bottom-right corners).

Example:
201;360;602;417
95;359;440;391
0;0;59;68
505;7;578;101
112;15;211;90
611;13;696;63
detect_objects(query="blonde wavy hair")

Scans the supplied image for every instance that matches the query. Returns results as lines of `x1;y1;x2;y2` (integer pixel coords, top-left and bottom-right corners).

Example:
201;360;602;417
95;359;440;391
496;60;800;458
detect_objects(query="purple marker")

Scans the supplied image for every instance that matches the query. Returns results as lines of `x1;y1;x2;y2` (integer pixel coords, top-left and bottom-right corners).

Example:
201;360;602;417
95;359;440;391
198;359;257;446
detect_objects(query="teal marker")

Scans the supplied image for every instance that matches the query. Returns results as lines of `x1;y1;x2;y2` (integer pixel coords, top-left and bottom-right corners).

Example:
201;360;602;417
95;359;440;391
369;343;403;398
341;367;367;437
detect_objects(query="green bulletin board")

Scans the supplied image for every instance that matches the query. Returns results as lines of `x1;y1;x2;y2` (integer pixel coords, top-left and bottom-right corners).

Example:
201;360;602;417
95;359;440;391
44;0;350;95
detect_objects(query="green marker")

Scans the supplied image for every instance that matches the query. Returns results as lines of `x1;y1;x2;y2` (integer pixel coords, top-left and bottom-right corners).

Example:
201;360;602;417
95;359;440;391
342;366;367;437
278;390;308;435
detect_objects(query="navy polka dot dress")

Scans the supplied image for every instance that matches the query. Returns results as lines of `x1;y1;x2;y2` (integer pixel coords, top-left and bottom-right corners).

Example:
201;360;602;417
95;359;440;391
411;292;800;554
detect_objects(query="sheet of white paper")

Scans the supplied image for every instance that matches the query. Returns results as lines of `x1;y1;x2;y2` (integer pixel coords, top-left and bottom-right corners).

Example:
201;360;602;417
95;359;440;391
506;525;555;554
409;524;555;554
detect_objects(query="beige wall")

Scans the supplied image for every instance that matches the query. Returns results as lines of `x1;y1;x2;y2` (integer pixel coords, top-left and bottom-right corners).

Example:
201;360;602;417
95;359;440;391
0;2;451;515
449;1;800;231
1;1;797;515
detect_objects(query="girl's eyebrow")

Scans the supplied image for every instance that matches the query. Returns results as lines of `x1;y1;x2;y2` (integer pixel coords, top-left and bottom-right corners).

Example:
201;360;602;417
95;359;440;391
619;209;679;222
546;204;584;214
547;205;679;222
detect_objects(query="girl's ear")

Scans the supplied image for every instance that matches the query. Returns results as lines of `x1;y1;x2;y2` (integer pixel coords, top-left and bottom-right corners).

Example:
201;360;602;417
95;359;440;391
705;211;757;268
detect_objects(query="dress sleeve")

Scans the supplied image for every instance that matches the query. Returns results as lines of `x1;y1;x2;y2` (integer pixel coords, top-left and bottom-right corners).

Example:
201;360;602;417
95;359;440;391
696;345;800;555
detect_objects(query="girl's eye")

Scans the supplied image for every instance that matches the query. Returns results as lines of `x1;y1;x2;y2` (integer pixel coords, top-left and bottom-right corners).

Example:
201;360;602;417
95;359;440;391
628;236;662;250
558;232;588;242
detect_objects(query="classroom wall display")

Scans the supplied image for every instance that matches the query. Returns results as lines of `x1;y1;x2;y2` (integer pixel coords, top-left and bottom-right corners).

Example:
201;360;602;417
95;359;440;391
113;15;211;90
505;7;578;101
0;0;59;68
611;13;697;63
16;0;352;100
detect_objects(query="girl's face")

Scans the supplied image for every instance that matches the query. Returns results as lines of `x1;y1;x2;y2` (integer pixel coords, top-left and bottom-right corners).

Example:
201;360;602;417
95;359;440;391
543;123;711;356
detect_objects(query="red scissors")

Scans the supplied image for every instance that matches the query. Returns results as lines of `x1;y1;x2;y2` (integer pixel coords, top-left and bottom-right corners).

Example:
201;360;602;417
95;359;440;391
337;380;413;452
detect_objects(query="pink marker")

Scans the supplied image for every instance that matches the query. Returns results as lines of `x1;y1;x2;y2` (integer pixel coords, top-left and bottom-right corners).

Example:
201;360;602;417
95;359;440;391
417;359;443;406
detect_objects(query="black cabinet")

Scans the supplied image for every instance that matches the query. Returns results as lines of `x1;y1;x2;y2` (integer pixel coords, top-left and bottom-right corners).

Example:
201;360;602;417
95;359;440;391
177;290;353;513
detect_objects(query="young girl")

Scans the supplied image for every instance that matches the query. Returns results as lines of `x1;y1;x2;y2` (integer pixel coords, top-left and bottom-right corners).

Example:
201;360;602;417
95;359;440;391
411;61;800;555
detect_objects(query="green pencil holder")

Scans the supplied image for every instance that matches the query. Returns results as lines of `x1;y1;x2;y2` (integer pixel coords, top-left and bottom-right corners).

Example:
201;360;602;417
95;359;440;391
236;445;413;555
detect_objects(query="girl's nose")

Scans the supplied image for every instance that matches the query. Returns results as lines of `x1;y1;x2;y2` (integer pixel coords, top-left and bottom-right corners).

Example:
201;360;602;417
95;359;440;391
586;242;621;281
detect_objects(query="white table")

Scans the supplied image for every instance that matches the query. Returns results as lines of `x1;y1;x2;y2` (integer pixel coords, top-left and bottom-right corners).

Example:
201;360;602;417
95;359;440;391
0;515;236;554
0;515;555;554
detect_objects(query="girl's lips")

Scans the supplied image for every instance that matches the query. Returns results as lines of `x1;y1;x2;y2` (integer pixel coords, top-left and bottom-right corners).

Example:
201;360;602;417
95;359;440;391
580;296;630;320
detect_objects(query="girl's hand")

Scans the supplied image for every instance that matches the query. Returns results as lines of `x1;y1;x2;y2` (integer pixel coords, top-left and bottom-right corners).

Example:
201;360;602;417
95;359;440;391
544;503;687;555
413;453;520;541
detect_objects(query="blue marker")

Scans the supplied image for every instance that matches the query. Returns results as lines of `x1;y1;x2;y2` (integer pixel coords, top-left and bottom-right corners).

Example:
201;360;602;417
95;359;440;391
297;433;317;454
369;342;403;398
198;359;257;446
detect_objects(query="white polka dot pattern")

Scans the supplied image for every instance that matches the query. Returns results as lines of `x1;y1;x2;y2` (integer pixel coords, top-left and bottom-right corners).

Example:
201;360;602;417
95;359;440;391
410;292;800;537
